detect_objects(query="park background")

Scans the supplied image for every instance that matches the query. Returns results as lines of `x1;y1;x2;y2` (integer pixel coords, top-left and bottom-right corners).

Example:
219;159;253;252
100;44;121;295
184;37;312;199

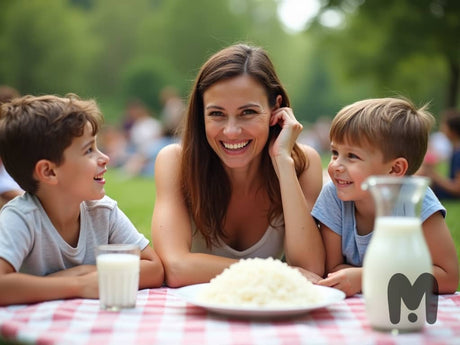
1;0;459;286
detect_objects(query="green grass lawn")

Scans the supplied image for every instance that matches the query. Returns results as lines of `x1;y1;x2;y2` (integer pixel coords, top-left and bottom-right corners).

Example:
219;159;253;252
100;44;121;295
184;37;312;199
104;169;156;242
104;168;460;290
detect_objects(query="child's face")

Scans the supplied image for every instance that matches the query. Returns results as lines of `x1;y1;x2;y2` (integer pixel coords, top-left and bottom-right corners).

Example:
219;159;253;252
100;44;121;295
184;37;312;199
54;122;110;202
328;139;394;202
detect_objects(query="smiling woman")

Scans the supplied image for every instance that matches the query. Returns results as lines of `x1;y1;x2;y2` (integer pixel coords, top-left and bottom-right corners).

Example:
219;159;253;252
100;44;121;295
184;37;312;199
151;43;325;288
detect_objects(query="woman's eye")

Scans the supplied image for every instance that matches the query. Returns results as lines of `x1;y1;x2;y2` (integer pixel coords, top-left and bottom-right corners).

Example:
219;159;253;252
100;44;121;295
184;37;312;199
241;109;257;116
208;111;224;117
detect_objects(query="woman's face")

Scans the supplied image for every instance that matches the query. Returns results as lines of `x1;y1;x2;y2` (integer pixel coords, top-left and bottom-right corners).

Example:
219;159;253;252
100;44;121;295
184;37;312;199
203;75;272;170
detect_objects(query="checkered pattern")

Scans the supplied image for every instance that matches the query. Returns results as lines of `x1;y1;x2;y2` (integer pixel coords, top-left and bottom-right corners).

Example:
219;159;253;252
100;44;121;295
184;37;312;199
0;289;459;345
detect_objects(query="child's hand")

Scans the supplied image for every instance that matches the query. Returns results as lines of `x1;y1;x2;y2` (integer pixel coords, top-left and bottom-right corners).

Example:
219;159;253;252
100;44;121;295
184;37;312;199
317;267;362;297
79;271;99;299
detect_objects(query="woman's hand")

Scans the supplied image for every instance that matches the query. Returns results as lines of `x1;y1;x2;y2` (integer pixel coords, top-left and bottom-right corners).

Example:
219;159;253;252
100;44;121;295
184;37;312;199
295;266;323;284
269;107;303;161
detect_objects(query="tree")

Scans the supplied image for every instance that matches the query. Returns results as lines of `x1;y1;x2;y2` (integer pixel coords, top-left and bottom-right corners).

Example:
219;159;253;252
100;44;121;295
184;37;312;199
311;0;460;109
0;0;97;96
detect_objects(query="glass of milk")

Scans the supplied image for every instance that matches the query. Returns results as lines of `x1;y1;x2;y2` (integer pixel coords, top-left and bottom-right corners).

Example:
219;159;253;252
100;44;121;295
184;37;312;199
96;244;140;311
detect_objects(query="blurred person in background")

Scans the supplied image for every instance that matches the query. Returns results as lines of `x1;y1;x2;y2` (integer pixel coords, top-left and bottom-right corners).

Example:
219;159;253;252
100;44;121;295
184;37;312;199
421;109;460;199
121;99;162;176
141;86;186;177
0;85;24;208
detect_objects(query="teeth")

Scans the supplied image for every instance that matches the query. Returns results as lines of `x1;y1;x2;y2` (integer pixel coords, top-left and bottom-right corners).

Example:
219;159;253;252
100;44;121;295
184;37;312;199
223;141;249;150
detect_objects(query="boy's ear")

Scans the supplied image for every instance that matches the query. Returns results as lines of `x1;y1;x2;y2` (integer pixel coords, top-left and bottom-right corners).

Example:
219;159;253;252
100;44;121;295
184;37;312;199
34;159;58;185
389;157;408;176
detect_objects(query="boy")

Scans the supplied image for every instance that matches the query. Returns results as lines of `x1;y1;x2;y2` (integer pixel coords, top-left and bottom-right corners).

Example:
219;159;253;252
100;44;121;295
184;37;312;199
312;97;459;296
0;94;164;305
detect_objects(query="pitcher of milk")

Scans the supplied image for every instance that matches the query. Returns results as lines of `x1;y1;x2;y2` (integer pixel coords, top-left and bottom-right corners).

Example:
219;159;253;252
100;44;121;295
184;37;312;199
362;176;437;332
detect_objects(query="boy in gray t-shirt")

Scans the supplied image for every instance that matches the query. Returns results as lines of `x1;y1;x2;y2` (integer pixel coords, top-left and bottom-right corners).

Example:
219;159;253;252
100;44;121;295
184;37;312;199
0;94;164;305
312;97;459;297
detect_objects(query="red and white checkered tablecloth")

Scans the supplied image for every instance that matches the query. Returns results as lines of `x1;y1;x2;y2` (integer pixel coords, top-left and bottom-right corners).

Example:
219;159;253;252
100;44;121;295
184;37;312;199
0;288;459;345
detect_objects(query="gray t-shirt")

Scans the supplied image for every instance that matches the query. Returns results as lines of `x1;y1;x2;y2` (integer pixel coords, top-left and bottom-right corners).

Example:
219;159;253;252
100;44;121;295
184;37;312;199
311;181;446;267
0;193;149;275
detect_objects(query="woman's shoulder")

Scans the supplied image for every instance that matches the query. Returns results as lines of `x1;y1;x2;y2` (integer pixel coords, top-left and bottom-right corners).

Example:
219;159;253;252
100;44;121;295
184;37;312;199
154;143;183;181
297;143;321;165
155;143;183;166
157;142;182;157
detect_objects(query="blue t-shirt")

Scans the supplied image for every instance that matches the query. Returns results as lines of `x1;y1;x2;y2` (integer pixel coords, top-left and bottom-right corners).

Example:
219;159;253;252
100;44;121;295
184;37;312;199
449;148;460;179
311;181;446;267
433;148;460;199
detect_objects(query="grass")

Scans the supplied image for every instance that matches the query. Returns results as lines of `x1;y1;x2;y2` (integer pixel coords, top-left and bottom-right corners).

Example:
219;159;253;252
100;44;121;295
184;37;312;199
104;167;460;291
104;169;156;242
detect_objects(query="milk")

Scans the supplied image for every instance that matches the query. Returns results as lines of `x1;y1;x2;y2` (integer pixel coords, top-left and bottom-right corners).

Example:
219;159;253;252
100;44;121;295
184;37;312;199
97;253;140;310
363;216;432;332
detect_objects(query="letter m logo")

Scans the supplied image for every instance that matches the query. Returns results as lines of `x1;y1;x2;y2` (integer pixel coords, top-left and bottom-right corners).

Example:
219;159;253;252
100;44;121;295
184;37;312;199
387;273;438;325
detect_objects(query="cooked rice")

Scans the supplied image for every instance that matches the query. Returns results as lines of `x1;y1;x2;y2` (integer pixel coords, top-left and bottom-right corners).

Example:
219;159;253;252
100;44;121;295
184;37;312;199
198;257;322;307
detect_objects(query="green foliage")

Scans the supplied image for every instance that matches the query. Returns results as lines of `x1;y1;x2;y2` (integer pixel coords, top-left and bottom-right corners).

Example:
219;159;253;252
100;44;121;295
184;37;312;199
0;0;458;125
311;0;460;112
0;0;98;96
121;57;180;112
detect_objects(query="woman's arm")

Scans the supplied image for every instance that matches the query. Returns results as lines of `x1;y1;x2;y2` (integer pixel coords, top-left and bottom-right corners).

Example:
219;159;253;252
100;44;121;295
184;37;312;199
151;144;236;287
422;211;459;293
269;107;324;276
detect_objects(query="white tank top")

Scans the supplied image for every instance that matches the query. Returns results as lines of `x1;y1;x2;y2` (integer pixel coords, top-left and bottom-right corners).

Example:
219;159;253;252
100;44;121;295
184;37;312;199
191;218;285;260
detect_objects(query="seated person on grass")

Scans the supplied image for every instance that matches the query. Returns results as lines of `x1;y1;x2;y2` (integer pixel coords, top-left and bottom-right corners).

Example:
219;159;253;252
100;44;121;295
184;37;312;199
0;94;164;306
421;109;460;199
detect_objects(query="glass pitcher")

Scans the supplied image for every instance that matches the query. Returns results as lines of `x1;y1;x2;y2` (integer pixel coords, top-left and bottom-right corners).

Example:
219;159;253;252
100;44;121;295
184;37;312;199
361;176;437;332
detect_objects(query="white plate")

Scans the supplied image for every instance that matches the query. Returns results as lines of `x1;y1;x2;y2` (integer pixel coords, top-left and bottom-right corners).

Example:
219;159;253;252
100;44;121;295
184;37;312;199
171;283;345;318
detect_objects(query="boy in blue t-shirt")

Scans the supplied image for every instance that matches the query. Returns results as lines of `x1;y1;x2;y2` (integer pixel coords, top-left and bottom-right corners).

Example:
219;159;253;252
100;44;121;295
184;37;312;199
312;97;459;296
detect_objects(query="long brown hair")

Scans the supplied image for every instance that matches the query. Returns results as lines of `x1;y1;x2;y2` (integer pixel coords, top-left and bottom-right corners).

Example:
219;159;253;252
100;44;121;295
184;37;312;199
180;43;306;247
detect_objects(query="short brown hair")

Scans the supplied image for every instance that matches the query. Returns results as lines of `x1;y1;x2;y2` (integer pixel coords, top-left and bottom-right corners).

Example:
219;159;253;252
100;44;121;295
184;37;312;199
0;94;103;194
330;97;435;175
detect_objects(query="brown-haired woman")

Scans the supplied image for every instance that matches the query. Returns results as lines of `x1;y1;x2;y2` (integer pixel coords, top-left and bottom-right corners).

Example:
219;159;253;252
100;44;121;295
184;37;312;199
151;43;324;287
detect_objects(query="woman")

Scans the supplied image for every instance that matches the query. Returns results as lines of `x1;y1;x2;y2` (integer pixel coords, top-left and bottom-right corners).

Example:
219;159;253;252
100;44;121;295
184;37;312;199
151;43;324;287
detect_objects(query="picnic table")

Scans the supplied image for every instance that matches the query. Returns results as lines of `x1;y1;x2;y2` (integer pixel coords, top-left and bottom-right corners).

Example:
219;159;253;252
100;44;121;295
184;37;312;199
0;288;459;345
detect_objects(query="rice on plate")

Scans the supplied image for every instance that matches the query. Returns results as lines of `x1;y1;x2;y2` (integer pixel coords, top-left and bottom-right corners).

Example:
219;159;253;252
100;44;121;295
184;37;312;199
198;257;322;307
